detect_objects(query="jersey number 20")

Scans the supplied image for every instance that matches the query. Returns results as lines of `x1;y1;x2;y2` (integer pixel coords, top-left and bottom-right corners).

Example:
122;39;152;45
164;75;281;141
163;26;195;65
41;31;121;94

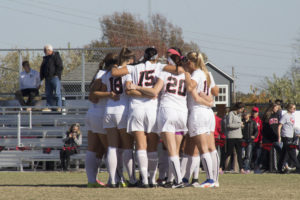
165;76;186;96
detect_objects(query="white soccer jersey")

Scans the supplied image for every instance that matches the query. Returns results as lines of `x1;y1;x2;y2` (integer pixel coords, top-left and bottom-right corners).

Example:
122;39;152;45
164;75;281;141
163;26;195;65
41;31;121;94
158;71;187;112
126;61;166;109
101;67;130;114
87;70;107;116
187;69;216;110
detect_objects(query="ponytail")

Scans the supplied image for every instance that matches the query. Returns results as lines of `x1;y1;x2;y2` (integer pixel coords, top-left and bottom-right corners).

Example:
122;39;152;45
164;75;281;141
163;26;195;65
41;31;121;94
118;47;135;66
187;52;211;88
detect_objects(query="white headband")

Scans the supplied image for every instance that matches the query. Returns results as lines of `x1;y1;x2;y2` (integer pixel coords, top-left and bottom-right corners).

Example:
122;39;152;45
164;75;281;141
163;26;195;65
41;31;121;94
150;54;158;61
167;57;176;66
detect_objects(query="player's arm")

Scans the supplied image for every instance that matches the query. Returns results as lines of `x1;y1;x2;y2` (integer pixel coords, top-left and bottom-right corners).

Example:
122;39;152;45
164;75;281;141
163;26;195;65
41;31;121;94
90;80;118;102
111;66;129;77
211;85;219;96
190;89;213;107
163;65;185;75
125;81;144;97
184;72;197;92
128;78;164;97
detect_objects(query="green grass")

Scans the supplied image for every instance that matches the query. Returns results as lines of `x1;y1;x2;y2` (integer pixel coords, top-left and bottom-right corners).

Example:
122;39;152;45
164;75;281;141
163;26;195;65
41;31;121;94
0;172;300;200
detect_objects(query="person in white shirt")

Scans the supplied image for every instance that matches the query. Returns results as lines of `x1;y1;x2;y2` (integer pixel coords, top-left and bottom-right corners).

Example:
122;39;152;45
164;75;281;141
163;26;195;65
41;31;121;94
184;52;220;188
101;50;134;188
85;58;113;188
15;61;41;107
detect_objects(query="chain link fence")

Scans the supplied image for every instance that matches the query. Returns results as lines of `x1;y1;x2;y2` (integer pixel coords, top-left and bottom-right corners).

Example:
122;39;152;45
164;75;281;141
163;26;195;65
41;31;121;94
0;47;145;100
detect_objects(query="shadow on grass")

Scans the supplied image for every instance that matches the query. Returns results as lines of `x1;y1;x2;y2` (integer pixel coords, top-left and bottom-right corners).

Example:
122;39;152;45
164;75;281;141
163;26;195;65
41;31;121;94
0;184;87;188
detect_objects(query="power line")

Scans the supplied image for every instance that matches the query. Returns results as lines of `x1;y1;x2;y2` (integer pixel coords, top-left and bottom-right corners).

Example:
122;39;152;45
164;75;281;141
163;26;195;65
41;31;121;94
8;0;97;21
184;34;292;55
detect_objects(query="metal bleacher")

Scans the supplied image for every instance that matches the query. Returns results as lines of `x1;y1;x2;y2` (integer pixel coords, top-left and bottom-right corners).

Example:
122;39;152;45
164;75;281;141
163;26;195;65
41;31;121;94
0;104;89;171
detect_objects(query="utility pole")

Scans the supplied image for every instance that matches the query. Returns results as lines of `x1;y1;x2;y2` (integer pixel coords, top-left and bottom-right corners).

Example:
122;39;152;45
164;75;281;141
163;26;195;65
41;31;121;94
148;0;152;26
232;66;236;103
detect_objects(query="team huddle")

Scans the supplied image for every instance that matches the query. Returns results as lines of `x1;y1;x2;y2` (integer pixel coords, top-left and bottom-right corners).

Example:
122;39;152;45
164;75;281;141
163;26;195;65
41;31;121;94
85;47;220;189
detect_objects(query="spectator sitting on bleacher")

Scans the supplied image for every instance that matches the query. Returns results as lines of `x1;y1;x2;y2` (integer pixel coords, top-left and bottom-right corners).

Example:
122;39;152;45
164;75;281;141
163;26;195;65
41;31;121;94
15;61;41;110
60;123;82;171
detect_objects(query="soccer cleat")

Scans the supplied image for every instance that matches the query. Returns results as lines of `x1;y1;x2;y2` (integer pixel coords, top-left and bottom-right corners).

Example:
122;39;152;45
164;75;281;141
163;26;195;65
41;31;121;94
191;182;202;188
214;181;220;188
163;182;173;188
171;182;185;189
107;183;118;188
149;183;158;188
127;182;138;187
199;179;215;188
118;181;128;188
87;182;105;188
139;184;150;188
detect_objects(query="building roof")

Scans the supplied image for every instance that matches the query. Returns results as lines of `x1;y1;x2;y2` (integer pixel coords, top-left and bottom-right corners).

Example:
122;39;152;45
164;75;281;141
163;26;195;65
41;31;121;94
62;62;98;82
205;61;234;82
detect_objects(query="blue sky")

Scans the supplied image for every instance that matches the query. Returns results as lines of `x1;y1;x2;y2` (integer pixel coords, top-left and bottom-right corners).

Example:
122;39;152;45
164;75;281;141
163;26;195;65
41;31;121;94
1;0;300;93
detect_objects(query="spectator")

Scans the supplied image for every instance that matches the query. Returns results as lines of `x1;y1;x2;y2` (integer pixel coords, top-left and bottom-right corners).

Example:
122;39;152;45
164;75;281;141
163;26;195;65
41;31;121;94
251;106;263;169
15;61;41;109
213;108;225;174
242;111;258;173
224;102;246;173
60;123;82;171
256;103;281;172
40;44;63;111
277;103;300;173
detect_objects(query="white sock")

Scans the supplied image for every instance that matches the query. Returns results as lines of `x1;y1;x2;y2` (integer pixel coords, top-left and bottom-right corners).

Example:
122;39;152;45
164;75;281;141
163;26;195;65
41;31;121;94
169;156;182;184
184;155;199;181
123;149;136;184
192;155;200;180
107;146;118;184
136;150;148;184
148;152;158;184
158;149;169;180
180;154;188;178
210;150;220;182
116;148;124;183
201;152;214;180
85;151;97;183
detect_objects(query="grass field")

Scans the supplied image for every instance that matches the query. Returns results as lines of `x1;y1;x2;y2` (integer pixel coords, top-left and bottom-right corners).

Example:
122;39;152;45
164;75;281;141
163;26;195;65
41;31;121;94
1;171;300;200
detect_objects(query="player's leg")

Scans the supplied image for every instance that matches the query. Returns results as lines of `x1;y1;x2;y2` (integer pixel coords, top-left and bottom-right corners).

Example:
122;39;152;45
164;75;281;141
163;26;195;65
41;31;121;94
147;132;159;186
134;131;149;186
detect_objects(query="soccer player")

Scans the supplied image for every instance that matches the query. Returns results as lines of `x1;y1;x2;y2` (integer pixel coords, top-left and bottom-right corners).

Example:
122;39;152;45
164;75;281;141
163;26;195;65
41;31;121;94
85;54;118;188
184;52;220;188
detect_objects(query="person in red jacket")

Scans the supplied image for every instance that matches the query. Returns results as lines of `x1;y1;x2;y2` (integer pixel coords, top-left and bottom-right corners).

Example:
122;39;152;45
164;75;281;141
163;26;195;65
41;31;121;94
251;107;263;169
214;109;225;174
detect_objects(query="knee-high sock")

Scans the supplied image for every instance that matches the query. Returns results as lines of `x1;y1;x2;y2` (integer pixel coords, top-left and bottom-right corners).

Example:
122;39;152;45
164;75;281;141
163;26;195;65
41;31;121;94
158;149;169;180
123;149;136;184
180;154;188;178
201;152;214;181
192;155;200;180
169;156;182;184
136;150;148;184
116;148;124;183
148;152;158;184
107;146;118;184
184;155;200;181
210;150;220;182
85;151;97;183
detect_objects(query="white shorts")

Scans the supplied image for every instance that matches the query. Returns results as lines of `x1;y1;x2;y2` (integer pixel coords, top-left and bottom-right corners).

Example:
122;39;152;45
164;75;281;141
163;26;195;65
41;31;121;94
103;113;127;129
188;107;215;137
127;107;157;133
85;113;106;134
157;107;188;133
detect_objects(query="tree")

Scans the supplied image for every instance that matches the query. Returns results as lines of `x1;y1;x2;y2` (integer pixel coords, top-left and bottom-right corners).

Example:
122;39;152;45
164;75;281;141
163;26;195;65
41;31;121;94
87;12;202;56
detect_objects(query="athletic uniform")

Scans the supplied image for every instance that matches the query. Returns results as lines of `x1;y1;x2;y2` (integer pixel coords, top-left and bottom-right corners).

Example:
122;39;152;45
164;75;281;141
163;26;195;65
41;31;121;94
187;69;218;187
126;61;165;133
157;71;188;134
101;68;131;129
85;70;107;134
188;70;216;137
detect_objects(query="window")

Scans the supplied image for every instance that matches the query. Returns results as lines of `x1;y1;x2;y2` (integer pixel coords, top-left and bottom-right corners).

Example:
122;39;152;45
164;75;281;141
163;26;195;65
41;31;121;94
215;85;228;106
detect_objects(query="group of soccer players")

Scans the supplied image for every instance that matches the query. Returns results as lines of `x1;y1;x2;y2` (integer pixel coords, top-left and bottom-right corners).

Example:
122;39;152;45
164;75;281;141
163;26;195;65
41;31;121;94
84;46;220;189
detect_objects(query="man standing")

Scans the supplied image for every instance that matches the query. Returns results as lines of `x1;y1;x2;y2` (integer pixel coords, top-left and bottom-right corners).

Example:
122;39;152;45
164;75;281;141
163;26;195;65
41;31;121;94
15;61;41;108
40;44;63;111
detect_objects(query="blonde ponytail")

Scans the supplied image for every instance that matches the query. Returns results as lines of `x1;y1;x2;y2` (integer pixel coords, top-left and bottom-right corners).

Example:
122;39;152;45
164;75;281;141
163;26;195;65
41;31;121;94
187;52;211;88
